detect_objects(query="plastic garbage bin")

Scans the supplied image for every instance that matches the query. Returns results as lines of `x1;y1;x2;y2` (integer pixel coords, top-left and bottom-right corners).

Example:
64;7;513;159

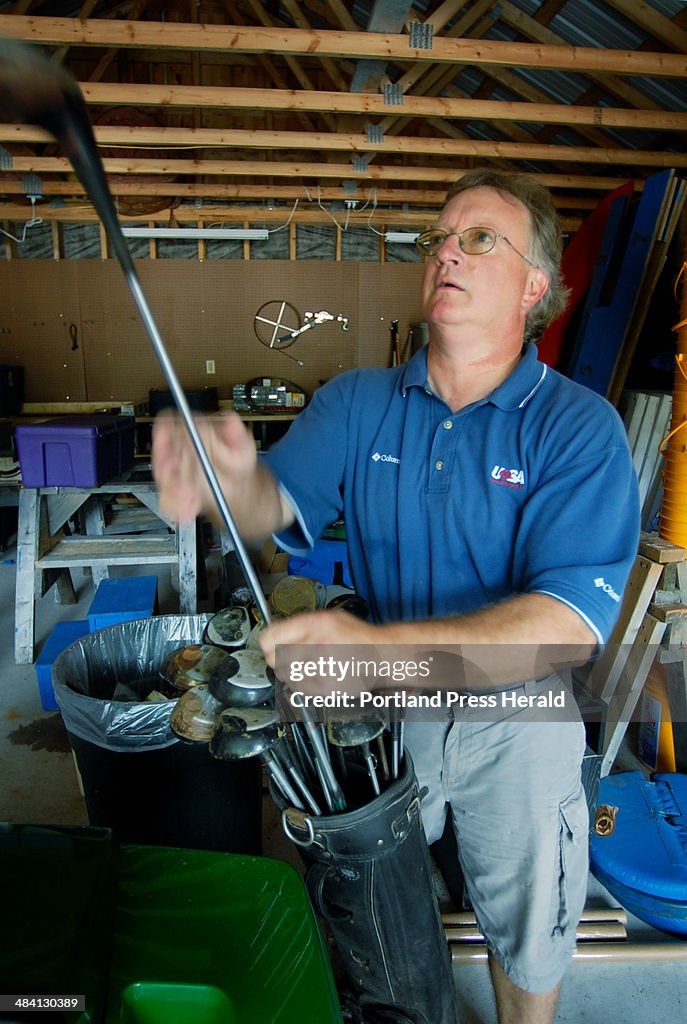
107;845;343;1024
52;615;262;855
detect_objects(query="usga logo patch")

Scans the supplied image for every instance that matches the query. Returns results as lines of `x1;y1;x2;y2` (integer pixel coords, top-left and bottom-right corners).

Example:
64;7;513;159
490;465;525;488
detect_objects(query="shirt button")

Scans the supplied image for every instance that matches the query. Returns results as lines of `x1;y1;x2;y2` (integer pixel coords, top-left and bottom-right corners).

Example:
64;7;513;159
435;460;444;471
443;420;452;430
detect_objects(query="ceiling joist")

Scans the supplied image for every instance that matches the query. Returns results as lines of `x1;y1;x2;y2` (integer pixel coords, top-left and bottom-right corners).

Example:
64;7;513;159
42;83;687;135
0;15;686;78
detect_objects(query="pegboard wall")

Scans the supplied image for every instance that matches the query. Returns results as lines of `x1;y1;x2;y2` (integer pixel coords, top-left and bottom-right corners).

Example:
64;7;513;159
0;260;425;402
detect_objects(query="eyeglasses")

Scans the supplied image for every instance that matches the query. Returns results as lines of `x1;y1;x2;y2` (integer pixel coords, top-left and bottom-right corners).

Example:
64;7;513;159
415;226;536;267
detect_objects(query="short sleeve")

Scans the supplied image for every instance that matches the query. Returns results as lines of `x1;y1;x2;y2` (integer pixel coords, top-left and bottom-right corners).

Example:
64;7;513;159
514;438;639;645
261;372;355;554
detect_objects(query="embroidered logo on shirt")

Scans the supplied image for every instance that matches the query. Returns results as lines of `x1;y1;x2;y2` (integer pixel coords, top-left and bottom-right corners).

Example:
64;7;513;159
594;577;621;603
371;451;400;464
490;465;525;488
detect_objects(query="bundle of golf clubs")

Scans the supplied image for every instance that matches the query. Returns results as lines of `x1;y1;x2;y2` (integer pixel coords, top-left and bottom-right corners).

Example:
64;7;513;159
168;609;406;816
0;40;403;822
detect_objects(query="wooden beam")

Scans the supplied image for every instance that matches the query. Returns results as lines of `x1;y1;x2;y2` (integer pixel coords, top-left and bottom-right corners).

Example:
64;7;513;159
0;177;598;209
0;154;643;189
2;123;683;167
0;15;685;77
0;196;581;227
322;0;359;32
66;82;687;133
0;200;582;233
220;0;317;133
244;0;339;132
498;1;666;111
603;0;687;53
280;0;349;92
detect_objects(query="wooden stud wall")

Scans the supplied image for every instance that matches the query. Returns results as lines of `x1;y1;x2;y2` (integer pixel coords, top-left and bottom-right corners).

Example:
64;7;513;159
0;261;425;402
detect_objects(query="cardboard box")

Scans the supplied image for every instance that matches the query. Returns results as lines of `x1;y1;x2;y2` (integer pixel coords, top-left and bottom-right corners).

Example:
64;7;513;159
258;540;290;574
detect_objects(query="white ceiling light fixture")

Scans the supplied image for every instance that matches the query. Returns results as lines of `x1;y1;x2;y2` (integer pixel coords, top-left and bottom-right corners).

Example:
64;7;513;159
384;230;420;244
121;227;269;240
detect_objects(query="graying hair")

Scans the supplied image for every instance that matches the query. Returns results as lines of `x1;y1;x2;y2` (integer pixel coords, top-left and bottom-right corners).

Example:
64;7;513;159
444;168;570;338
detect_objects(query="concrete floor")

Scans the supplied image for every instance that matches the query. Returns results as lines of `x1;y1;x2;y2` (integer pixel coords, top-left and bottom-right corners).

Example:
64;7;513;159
1;536;686;1022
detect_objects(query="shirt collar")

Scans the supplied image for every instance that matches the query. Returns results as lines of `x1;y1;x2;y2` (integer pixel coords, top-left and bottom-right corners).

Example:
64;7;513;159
400;340;547;411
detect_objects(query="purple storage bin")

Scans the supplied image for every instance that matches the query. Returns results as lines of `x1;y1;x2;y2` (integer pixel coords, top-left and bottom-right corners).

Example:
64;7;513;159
16;415;135;487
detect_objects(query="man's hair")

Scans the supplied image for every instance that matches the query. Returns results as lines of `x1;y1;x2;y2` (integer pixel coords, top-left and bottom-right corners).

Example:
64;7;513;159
444;168;570;338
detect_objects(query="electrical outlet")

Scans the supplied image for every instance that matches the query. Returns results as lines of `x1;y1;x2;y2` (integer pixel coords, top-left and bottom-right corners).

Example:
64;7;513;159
206;359;216;374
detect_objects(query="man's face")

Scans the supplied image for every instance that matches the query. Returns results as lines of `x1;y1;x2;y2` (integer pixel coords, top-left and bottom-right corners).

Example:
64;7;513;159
420;186;547;338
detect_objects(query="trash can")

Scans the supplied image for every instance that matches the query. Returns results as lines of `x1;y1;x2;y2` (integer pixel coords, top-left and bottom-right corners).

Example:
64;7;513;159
108;845;343;1024
53;615;262;855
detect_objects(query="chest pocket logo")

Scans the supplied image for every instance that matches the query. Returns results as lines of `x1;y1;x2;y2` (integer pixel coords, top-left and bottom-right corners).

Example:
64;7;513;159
491;465;525;489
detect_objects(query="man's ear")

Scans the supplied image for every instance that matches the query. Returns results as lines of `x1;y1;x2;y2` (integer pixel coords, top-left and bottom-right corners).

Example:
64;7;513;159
522;268;550;312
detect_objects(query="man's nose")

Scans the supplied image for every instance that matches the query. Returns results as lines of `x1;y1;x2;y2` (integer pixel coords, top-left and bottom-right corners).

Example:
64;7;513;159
435;233;462;261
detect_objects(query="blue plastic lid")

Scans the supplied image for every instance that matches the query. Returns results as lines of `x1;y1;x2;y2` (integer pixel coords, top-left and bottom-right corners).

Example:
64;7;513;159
591;771;687;900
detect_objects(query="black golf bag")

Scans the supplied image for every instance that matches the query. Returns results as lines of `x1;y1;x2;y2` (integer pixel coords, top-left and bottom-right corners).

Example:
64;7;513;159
278;753;459;1024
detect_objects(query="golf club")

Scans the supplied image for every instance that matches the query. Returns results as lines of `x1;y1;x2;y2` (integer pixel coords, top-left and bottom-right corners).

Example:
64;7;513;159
0;39;347;812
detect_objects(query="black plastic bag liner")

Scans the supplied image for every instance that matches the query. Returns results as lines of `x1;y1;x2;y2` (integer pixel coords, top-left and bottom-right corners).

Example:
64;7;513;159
52;614;211;751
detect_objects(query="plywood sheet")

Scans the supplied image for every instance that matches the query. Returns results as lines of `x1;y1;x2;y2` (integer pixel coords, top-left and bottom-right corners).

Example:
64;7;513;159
0;261;87;401
0;260;426;404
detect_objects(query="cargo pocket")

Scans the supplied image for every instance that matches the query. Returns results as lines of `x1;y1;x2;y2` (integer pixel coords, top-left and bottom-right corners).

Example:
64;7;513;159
553;787;589;937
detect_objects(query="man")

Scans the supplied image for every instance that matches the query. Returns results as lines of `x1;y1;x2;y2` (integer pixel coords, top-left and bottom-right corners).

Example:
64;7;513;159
153;169;639;1023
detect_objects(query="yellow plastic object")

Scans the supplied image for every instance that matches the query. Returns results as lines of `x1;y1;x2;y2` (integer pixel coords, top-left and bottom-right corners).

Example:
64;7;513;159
638;660;676;773
660;256;687;547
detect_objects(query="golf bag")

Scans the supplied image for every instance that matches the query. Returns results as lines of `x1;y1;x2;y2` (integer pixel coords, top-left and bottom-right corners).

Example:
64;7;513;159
278;753;459;1024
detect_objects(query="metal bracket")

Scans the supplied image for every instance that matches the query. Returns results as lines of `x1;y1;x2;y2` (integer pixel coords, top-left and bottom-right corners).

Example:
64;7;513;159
366;124;384;145
383;82;403;106
408;21;433;50
352;155;369;173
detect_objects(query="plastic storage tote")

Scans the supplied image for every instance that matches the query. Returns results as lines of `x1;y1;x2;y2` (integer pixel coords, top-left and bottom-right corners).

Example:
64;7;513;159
15;414;135;487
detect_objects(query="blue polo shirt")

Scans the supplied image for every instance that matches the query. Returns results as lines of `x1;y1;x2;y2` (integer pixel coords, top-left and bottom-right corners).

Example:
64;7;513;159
263;342;639;645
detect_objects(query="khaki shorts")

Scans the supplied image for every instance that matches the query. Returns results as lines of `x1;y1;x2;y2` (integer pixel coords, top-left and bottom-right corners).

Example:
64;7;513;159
404;681;589;994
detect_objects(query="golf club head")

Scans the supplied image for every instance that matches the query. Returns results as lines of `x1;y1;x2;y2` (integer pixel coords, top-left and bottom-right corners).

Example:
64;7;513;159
207;647;275;708
163;643;239;694
209;705;283;761
0;38;86;132
170;683;224;743
204;605;252;650
326;714;386;747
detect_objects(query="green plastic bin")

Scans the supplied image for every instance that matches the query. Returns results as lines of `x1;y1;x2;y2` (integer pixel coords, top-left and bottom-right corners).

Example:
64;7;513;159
108;845;343;1024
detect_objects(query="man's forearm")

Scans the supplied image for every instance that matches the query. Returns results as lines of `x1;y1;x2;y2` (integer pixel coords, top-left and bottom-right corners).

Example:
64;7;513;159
261;593;597;693
206;461;295;541
373;593;596;689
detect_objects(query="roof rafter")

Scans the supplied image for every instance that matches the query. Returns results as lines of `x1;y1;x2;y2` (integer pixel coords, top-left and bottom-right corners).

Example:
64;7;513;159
0;15;685;77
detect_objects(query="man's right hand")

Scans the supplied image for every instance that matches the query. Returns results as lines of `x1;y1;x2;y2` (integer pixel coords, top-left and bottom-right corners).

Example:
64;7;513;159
152;410;261;528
